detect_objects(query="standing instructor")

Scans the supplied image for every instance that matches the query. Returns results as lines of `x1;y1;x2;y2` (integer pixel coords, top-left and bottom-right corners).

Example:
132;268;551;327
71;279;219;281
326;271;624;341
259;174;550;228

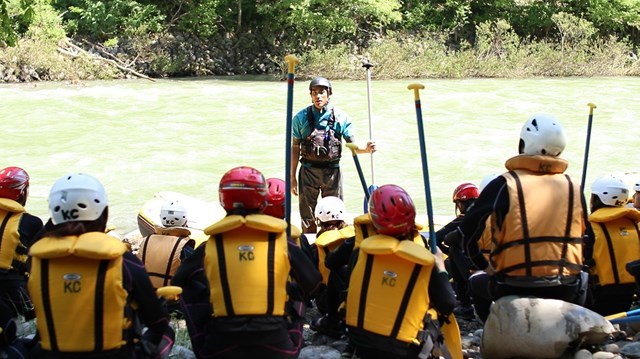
291;77;375;233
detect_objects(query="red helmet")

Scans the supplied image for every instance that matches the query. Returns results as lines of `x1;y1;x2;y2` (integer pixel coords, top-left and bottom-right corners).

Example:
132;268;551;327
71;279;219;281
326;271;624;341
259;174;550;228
0;167;29;201
264;178;285;219
219;166;267;212
368;184;416;236
452;183;479;202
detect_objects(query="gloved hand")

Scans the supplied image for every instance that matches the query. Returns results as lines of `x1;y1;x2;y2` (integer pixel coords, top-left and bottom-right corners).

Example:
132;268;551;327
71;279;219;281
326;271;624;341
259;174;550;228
139;327;175;359
443;228;462;247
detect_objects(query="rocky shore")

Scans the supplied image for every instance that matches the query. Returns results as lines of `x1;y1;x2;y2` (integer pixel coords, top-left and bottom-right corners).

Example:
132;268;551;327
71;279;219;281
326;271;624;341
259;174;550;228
0;32;284;83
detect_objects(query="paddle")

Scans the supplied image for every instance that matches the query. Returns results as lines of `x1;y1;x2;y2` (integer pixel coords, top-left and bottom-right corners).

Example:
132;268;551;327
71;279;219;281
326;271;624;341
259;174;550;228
580;103;597;191
361;57;378;212
408;83;436;254
605;307;640;322
346;143;370;202
284;54;299;240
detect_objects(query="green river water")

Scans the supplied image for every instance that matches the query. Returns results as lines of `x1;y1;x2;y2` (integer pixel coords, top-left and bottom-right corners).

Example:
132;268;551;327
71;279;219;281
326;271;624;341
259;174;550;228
1;76;638;236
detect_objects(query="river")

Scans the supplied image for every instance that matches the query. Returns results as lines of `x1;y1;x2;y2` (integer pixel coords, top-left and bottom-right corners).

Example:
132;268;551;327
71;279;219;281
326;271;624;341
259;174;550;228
1;76;638;236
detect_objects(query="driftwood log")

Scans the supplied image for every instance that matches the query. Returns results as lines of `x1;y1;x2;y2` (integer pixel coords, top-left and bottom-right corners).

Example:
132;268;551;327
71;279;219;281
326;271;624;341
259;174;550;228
57;39;155;81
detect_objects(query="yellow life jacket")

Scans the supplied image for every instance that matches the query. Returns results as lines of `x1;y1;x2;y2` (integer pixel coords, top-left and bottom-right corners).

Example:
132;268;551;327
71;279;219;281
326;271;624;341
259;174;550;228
0;198;27;271
315;226;355;284
346;234;435;344
136;227;194;288
289;224;302;246
491;155;584;279
28;232;129;352
478;216;493;261
204;214;290;317
589;207;640;286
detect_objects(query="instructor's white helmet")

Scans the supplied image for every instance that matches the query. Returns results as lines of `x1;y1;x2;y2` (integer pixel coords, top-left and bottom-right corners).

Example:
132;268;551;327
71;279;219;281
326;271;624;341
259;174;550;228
519;114;566;156
633;180;640;192
49;173;108;225
160;201;187;227
315;196;346;223
591;175;629;207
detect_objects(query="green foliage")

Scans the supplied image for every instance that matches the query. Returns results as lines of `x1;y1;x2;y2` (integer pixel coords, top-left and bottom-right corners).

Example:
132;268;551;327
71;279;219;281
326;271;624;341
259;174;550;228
54;0;165;40
552;12;597;53
475;19;521;60
586;0;640;35
0;0;36;46
256;0;402;49
174;0;221;38
26;0;65;42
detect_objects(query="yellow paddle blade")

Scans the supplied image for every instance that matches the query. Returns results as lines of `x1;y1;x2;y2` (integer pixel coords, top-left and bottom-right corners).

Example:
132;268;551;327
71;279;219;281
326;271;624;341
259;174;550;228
156;286;182;301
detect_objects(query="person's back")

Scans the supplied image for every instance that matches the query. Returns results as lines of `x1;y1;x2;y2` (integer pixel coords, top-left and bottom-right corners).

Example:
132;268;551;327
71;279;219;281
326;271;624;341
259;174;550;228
586;174;640;315
136;201;195;289
461;114;588;323
173;166;321;359
436;183;479;320
28;173;173;358
309;196;354;338
345;185;455;359
0;166;43;356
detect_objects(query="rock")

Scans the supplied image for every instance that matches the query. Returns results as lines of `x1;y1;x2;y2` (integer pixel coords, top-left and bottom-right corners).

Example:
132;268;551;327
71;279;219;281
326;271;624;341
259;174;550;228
576;349;594;359
621;342;640;358
299;345;341;359
481;296;618;359
170;345;196;358
592;351;617;359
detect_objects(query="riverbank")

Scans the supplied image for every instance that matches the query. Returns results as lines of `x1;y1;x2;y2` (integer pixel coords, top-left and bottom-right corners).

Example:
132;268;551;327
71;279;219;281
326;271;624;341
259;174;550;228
1;31;639;83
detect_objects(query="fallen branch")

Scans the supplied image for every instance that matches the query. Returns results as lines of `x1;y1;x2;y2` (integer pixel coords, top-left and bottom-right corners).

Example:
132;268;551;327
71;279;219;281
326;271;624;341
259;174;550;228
59;39;155;82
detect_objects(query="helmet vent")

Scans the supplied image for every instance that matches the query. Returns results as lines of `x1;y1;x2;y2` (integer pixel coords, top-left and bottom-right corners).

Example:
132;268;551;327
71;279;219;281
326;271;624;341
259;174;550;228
531;118;538;130
78;203;87;209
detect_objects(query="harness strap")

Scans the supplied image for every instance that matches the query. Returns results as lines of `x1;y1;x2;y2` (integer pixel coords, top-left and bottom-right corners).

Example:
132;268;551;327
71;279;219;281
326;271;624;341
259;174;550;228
162;236;184;287
559;174;576;275
389;264;421;339
94;260;109;351
215;234;234;316
599;223;620;284
357;254;374;329
0;212;11;250
266;232;276;315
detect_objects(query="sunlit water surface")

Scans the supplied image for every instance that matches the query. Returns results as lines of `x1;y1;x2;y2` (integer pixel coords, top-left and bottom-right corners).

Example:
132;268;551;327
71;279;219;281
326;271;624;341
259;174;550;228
2;76;638;236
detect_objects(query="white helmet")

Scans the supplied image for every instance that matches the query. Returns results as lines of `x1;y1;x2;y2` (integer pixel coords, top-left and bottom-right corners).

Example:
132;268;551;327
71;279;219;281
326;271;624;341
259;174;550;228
519;113;566;156
48;173;108;225
160;201;187;227
591;175;629;207
479;173;500;193
315;196;346;223
633;180;640;192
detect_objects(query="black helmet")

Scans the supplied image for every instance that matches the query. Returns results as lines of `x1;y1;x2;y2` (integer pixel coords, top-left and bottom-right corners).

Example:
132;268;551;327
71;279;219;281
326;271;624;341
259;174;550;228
309;77;332;95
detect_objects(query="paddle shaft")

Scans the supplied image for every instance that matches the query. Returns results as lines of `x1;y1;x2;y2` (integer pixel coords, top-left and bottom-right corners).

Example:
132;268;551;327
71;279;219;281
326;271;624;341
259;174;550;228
408;83;436;254
284;55;299;239
363;58;375;183
580;103;597;191
605;307;640;320
346;143;371;201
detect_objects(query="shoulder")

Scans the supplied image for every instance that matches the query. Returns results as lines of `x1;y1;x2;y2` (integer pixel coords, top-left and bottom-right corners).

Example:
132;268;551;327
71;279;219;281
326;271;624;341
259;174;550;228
294;106;311;119
330;106;350;119
19;212;44;231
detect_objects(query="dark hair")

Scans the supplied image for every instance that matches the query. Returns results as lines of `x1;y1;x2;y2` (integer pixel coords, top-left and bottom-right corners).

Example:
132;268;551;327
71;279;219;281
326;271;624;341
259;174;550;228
43;208;109;237
317;220;347;237
590;194;608;213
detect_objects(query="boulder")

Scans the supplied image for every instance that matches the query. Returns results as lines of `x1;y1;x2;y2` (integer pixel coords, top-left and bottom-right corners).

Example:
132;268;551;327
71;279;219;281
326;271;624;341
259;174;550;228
481;296;618;359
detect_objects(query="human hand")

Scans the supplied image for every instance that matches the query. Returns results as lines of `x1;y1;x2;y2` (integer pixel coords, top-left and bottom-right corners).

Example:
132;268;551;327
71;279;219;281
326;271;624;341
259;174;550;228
433;247;446;272
291;175;298;196
366;140;376;154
